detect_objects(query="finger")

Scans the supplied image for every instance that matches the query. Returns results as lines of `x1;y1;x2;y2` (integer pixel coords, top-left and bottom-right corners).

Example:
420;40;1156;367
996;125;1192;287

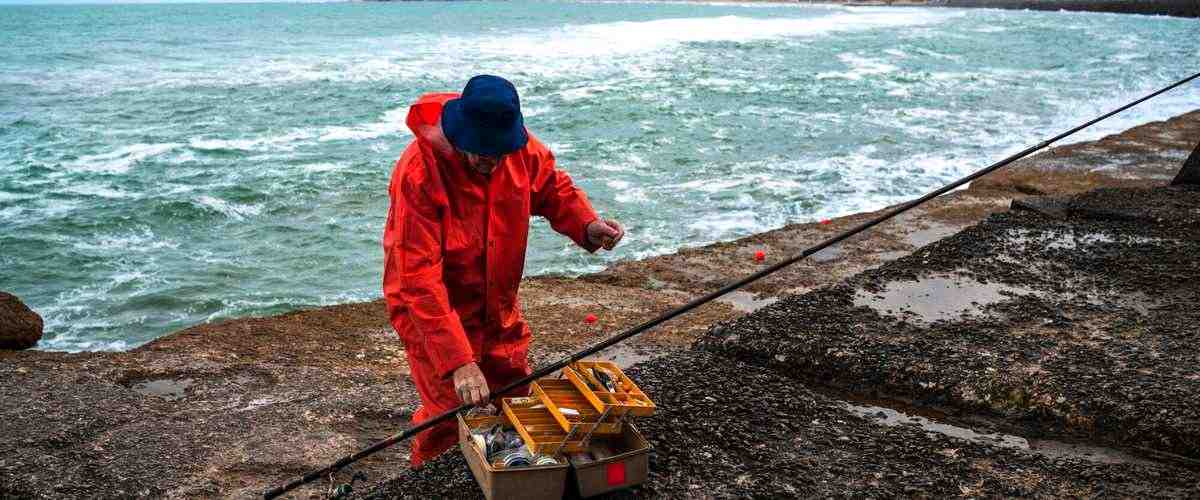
477;386;491;407
601;220;619;237
608;220;624;242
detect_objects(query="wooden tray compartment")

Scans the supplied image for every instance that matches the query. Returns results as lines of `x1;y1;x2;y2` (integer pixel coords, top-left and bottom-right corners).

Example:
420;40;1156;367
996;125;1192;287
565;361;656;418
531;379;623;436
501;397;588;455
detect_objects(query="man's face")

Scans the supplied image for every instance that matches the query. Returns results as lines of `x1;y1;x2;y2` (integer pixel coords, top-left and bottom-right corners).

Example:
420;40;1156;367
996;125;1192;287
463;151;504;175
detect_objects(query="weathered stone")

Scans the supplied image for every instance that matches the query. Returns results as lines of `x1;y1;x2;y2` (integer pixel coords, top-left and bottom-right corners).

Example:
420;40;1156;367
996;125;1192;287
0;292;43;350
1171;140;1200;186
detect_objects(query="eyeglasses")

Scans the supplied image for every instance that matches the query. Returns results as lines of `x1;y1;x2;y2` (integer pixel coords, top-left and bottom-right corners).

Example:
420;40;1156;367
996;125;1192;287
465;152;505;163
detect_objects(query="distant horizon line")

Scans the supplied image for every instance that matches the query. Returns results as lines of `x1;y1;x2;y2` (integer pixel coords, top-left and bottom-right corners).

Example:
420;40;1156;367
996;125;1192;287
0;0;400;5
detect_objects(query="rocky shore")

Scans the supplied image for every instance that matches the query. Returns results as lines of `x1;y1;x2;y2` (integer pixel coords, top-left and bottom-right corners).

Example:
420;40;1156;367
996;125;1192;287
787;0;1200;18
2;109;1198;498
935;0;1200;18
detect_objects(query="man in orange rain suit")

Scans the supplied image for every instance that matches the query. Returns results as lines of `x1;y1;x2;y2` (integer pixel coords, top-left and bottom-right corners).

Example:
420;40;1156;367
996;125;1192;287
383;75;625;468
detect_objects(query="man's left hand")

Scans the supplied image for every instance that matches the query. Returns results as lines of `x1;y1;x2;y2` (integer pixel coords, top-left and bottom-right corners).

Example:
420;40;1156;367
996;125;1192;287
587;218;624;251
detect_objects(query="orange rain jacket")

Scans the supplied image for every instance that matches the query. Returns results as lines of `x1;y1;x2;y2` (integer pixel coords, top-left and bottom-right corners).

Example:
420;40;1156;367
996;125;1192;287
383;92;600;465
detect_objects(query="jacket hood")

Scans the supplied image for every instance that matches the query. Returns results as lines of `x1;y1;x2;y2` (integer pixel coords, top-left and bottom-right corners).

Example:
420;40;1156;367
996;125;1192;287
405;92;459;160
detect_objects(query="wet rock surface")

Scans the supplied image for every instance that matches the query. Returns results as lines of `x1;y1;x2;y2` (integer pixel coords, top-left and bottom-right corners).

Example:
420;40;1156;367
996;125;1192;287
699;186;1200;460
364;352;1199;498
0;291;43;350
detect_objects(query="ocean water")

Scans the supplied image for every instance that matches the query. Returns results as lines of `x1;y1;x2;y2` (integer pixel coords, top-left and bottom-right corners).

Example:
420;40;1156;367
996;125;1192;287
0;1;1196;351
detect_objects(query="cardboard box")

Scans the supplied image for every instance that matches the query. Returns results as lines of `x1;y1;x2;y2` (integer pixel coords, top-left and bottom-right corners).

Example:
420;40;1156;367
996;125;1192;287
568;423;651;498
458;414;569;500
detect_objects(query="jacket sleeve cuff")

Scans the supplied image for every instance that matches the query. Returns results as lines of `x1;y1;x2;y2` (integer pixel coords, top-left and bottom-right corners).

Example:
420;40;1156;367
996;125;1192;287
577;216;601;253
558;192;600;252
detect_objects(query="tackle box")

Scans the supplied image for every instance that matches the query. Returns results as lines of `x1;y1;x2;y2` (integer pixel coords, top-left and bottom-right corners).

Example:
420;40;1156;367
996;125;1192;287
458;413;569;500
459;360;656;499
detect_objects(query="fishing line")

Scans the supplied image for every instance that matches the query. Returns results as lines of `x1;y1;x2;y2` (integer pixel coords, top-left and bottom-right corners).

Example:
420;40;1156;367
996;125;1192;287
265;70;1200;499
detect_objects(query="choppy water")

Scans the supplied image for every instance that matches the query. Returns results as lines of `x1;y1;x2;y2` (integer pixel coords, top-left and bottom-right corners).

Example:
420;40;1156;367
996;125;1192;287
1;1;1196;351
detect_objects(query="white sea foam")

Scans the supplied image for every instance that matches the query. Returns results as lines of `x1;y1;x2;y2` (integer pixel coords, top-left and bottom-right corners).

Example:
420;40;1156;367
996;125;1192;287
557;85;616;102
817;53;899;81
74;8;957;92
204;296;294;323
523;105;552;118
548;143;575;155
74;229;178;253
911;47;964;62
60;183;134;200
301;162;346;173
1047;80;1200;145
0;191;34;203
0;206;21;222
189;130;315;152
73;143;180;174
38;334;130;353
194;195;262;221
686;209;760;239
318;107;411;142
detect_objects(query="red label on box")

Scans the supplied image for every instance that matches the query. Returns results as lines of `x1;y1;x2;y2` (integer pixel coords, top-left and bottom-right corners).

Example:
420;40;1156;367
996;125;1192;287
606;461;626;486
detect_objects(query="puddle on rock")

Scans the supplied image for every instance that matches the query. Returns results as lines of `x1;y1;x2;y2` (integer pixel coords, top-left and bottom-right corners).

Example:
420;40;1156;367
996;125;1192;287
843;401;1026;449
1027;439;1158;466
811;246;842;263
1007;228;1171;251
133;378;194;401
905;222;959;248
717;290;779;313
841;400;1153;466
854;274;1037;324
592;343;669;369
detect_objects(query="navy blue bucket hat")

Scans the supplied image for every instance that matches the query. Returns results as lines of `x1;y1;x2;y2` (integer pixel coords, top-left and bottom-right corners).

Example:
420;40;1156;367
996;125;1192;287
441;75;528;156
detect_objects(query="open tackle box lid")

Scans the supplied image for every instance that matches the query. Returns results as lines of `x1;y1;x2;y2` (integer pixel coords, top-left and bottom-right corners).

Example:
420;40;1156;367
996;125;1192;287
532;378;624;436
512;360;657;439
565;360;656;418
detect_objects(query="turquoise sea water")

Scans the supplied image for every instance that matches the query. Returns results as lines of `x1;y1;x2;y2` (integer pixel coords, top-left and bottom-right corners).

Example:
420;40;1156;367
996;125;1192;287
1;1;1197;351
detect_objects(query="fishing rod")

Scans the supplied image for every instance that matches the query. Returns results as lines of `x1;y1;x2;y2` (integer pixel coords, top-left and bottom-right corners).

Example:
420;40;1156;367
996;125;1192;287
264;71;1200;499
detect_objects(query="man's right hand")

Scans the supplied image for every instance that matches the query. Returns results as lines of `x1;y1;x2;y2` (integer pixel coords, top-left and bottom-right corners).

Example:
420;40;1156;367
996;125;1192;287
452;362;490;407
